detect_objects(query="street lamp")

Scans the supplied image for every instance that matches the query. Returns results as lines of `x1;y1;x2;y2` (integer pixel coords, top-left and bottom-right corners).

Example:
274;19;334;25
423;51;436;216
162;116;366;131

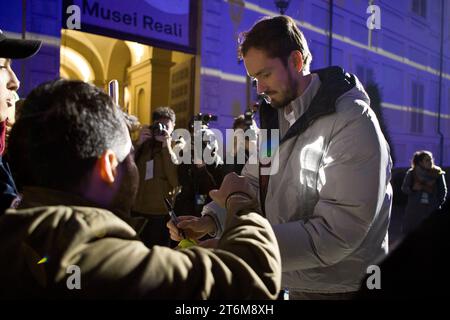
274;0;291;15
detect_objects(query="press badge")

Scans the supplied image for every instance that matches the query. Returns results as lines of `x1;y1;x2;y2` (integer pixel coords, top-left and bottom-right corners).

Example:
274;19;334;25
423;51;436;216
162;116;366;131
195;194;207;205
145;160;154;180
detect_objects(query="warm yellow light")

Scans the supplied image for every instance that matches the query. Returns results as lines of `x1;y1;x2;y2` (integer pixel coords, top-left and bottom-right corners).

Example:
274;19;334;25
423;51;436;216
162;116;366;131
124;86;130;111
126;41;145;64
60;46;94;82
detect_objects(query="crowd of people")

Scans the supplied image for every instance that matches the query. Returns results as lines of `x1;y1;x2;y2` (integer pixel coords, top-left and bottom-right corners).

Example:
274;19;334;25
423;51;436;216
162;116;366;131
0;15;447;300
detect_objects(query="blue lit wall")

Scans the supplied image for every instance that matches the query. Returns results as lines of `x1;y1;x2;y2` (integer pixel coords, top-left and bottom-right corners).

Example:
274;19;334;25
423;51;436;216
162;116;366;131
0;0;61;98
198;0;450;168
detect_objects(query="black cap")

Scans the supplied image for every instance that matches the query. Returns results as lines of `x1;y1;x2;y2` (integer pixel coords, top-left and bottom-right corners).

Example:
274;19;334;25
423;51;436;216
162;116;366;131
0;29;42;59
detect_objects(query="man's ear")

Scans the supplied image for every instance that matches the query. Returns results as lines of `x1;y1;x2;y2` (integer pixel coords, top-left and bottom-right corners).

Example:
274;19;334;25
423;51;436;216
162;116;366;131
289;50;304;73
97;149;119;184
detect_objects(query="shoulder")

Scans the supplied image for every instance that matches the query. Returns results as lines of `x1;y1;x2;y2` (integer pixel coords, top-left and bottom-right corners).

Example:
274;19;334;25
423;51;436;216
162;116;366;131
432;166;445;175
334;89;371;123
6;205;136;241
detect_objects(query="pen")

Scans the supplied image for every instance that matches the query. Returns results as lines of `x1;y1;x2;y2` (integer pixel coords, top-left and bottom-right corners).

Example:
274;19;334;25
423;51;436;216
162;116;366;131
163;197;185;239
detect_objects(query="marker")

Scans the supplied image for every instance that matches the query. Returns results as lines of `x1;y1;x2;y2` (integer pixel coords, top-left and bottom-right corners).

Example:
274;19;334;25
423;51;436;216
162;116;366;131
37;256;48;264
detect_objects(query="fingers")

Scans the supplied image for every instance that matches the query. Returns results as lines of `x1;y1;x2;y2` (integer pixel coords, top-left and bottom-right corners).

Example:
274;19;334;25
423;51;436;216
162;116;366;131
162;129;171;138
166;219;183;241
177;217;202;232
209;173;255;208
137;128;152;145
139;127;151;136
166;216;199;241
169;229;183;241
208;189;220;204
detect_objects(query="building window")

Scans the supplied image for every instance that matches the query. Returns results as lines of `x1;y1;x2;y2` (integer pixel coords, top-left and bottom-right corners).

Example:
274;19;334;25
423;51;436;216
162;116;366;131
411;81;424;133
412;0;427;18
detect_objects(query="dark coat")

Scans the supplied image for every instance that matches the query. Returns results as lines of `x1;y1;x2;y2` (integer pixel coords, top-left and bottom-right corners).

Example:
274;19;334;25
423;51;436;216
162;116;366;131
0;187;281;299
401;167;447;234
0;156;18;214
357;198;449;299
174;162;225;217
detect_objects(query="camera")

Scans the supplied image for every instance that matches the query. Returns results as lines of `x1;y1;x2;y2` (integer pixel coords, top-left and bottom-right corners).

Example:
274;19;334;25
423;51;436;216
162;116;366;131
191;113;218;129
188;113;219;162
150;122;167;136
244;109;254;128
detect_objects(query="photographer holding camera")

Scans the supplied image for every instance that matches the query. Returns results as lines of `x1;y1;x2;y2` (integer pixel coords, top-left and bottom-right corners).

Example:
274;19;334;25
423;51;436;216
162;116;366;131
173;114;225;219
132;107;180;247
224;111;259;175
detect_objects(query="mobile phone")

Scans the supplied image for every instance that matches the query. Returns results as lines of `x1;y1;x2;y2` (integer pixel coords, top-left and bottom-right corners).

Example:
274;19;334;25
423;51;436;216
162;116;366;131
108;80;119;106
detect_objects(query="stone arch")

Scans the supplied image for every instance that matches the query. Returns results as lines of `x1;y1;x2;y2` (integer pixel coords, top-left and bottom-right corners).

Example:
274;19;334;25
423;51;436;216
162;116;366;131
137;88;148;124
60;30;106;86
107;40;131;108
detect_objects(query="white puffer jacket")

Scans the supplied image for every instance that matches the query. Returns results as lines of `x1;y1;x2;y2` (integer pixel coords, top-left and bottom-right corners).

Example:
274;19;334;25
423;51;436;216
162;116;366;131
205;69;392;293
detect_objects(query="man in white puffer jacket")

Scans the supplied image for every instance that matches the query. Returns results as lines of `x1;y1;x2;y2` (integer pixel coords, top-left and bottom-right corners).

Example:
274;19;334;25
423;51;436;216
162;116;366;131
168;15;392;299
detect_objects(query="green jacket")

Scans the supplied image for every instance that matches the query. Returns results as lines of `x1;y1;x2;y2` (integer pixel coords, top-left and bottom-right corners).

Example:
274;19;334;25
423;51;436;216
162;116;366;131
133;140;179;215
0;187;281;299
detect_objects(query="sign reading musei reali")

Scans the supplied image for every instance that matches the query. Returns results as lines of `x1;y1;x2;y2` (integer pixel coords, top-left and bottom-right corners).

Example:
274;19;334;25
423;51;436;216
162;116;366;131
74;0;190;46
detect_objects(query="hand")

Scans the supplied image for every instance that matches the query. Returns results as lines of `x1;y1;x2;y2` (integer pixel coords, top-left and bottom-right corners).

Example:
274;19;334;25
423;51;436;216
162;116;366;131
209;172;255;208
136;126;153;146
155;128;172;147
166;215;216;241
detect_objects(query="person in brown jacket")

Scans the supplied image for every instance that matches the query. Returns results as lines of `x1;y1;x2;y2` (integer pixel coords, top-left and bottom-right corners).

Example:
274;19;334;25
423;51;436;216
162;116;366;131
0;79;281;299
132;107;180;247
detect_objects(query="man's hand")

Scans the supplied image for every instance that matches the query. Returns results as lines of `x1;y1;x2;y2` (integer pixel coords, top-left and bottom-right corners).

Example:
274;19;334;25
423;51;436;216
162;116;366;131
209;172;256;208
167;215;216;241
136;126;153;147
155;128;172;148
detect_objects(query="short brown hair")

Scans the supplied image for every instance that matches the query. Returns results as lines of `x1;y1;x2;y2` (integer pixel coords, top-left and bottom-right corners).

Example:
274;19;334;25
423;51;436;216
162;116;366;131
152;106;176;124
238;15;312;72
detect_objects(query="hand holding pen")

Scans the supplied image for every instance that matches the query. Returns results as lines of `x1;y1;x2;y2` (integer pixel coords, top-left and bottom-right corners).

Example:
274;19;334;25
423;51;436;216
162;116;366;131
164;197;186;239
164;198;197;248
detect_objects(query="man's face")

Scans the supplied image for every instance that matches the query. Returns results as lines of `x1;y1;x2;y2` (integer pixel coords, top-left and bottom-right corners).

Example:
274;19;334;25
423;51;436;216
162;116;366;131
243;48;298;109
0;58;20;122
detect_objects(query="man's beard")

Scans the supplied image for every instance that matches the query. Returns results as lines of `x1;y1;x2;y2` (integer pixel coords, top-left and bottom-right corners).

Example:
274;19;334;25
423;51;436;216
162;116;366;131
269;73;298;109
110;155;139;220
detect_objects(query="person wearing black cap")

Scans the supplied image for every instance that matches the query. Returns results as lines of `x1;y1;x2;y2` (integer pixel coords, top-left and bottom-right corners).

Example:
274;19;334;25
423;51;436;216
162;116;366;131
0;29;42;213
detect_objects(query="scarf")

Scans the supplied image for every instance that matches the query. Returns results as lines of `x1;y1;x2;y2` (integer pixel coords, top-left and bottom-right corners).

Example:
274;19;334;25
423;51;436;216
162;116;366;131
413;165;443;193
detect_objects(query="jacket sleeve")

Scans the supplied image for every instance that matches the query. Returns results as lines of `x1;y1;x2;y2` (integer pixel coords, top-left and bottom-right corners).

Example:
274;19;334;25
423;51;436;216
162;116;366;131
60;201;281;299
401;170;414;195
161;147;179;188
272;104;392;271
241;162;260;194
0;158;18;214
